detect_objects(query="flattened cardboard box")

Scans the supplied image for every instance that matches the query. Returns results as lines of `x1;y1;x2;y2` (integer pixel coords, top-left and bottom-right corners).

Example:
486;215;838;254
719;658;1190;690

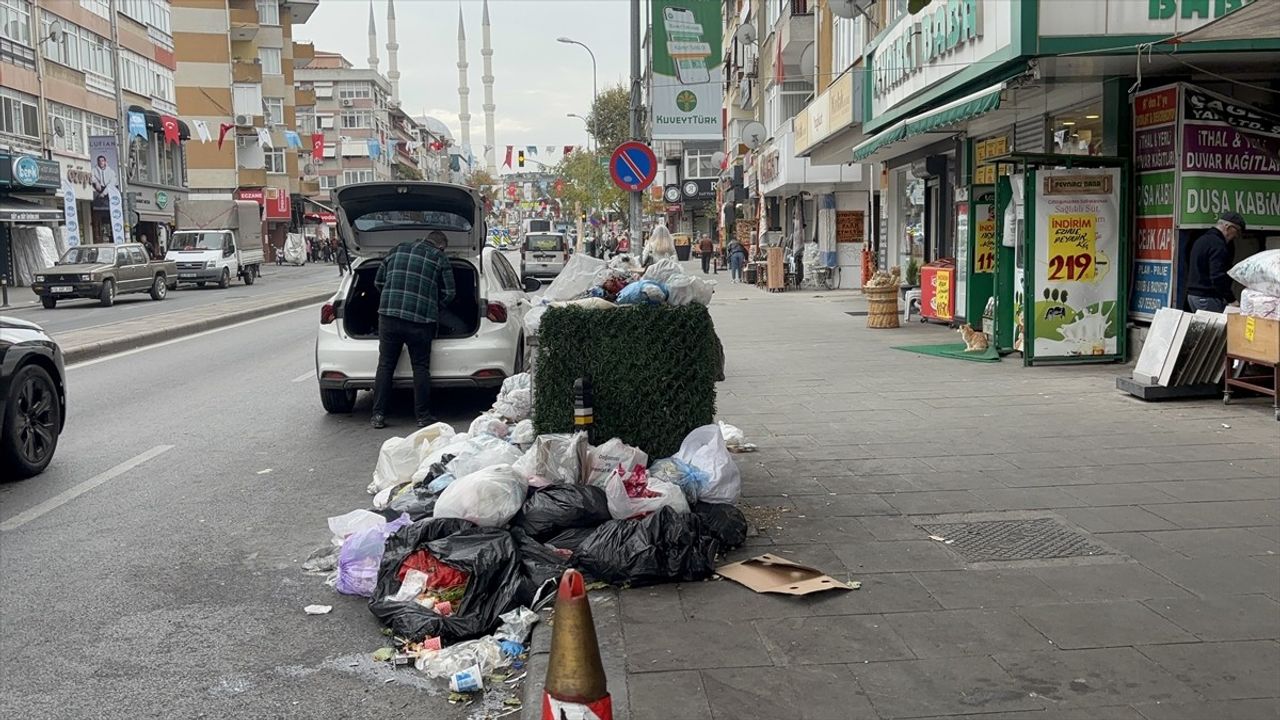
715;553;851;596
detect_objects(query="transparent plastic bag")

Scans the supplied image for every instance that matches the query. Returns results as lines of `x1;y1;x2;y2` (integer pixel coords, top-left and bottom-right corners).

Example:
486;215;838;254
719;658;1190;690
468;413;510;439
604;471;689;520
674;424;742;504
370;424;454;494
444;434;524;479
586;439;648;487
666;274;715;306
327;509;385;546
718;421;747;449
648;457;710;503
544;253;610;302
335;513;411;597
642;256;683;284
433;465;528;527
509;419;537;445
414;636;507;679
513;432;589;486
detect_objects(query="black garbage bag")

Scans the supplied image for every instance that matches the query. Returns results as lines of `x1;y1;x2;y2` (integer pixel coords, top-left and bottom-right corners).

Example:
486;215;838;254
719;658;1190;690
370;517;526;643
572;507;719;587
515;485;611;541
544;526;598;553
692;502;747;549
511;527;570;598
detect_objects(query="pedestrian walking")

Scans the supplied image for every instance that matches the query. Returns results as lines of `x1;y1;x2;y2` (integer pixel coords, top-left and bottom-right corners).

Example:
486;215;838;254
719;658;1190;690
698;233;714;274
728;240;747;283
371;230;456;430
1186;211;1245;312
643;225;676;268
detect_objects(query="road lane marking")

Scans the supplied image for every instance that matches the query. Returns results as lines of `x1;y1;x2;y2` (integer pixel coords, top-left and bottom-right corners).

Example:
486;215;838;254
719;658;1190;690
1;444;174;532
292;369;315;383
68;304;318;370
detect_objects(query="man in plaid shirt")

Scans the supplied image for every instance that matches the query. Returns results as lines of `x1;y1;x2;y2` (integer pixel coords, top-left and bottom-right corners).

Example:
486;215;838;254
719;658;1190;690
371;230;456;429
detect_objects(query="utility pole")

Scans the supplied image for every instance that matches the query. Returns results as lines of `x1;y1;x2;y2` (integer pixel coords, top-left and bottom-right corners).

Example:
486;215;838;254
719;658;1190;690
628;0;642;253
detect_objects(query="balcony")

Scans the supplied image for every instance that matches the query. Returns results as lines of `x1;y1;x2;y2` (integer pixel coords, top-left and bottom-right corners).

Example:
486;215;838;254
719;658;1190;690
293;42;314;67
238;167;268;187
229;4;258;41
299;179;321;195
284;0;320;25
295;88;316;106
232;59;262;83
777;0;815;67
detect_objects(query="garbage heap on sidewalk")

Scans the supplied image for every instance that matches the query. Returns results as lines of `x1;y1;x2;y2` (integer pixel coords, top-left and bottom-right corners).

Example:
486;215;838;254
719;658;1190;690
308;253;751;697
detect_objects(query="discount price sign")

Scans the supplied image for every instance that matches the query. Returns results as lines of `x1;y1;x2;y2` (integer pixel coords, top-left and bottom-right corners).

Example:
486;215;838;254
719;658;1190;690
974;219;997;274
1047;213;1096;282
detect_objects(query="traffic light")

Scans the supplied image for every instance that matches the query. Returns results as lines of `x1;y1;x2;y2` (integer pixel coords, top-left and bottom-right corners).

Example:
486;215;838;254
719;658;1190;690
517;150;525;168
580;211;587;222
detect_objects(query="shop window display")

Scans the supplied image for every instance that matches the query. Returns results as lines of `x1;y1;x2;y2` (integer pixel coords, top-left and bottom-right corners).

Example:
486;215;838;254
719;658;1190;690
1051;103;1104;156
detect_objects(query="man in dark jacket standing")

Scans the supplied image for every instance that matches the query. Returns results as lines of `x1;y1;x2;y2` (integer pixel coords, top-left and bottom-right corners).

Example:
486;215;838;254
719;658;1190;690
1186;211;1245;313
371;230;456;429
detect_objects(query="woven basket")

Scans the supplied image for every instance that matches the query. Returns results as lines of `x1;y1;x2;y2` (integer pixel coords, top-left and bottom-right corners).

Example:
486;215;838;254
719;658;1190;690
864;286;901;329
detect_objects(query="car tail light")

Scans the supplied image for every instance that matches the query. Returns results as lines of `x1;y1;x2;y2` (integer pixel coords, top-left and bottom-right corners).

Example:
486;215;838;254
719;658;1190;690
472;369;505;380
320;303;336;324
320;371;347;381
486;302;508;323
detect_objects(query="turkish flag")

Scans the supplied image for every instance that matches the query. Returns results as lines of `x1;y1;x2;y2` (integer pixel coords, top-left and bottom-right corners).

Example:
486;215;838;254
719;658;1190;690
563;145;574;156
217;122;234;149
311;132;324;161
503;145;513;168
161;115;180;145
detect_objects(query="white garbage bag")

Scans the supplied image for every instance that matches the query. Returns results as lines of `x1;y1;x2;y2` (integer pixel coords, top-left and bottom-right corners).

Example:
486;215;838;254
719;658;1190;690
444;434;524;479
432;465;528;527
524;303;550;337
603;474;690;520
327;509;386;546
585;438;648;487
413;431;473;482
666;274;715;306
492;372;533;422
369;424;454;494
509;419;537;445
468;413;510;438
1229;249;1280;296
512;432;589;486
674;424;742;503
643;257;683;284
718;421;747;449
544;252;610;302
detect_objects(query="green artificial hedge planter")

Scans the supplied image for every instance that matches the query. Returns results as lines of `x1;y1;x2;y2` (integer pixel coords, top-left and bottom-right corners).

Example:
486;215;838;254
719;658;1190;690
533;304;719;459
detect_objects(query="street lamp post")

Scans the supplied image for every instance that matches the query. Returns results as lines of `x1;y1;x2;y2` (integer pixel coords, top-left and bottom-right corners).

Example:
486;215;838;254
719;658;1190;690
566;112;591;151
556;37;598;104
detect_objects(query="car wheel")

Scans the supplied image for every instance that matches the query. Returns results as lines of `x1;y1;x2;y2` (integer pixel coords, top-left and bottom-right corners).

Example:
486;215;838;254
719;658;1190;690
514;336;526;374
243;267;255;285
1;364;62;479
320;387;357;414
99;279;115;307
41;296;56;309
218;268;230;289
150;275;167;300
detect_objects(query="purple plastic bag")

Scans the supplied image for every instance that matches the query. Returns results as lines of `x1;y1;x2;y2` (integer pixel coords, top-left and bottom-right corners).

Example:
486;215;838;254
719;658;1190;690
336;513;411;597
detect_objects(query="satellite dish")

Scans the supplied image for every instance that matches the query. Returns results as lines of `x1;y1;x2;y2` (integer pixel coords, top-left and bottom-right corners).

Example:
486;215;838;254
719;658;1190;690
303;163;315;174
52;118;65;138
740;121;767;149
711;151;726;168
829;0;871;20
735;22;757;44
47;20;64;43
798;42;815;76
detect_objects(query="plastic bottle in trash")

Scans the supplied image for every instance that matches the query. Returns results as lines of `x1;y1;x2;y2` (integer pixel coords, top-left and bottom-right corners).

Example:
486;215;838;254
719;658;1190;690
574;376;595;443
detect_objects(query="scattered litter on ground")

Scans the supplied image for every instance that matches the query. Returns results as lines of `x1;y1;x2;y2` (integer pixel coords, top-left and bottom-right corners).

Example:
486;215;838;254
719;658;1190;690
928;535;954;545
717;554;855;596
1221;423;1231;428
257;468;273;475
303;604;332;615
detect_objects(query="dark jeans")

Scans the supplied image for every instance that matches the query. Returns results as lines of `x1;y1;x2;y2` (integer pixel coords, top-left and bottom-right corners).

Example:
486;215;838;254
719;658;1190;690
700;254;711;273
1187;294;1228;313
372;314;436;421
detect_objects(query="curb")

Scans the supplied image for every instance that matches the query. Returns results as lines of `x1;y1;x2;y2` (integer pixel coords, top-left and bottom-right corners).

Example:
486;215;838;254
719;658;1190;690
521;589;630;720
61;290;332;364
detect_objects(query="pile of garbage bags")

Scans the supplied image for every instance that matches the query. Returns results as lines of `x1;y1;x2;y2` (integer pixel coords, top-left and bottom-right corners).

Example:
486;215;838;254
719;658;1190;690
524;253;717;337
317;374;749;670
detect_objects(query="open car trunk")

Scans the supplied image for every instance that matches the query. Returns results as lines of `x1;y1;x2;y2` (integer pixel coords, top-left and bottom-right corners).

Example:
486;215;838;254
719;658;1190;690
342;258;481;339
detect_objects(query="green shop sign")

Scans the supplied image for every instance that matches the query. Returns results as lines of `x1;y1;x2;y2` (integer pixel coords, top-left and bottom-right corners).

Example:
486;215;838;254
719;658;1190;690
875;0;983;99
1149;0;1250;21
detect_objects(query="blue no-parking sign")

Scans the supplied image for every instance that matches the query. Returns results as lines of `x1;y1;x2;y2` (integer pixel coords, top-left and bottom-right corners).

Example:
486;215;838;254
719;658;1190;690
609;141;658;192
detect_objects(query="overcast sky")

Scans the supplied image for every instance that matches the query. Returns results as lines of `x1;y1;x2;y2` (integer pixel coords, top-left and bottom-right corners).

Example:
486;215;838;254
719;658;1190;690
296;0;631;166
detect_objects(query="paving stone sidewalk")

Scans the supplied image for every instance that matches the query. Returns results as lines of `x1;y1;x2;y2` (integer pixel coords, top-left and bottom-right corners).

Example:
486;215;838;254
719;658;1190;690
621;278;1279;720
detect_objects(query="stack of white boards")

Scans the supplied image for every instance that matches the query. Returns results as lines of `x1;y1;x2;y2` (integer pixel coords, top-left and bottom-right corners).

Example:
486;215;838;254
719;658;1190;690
1118;308;1226;400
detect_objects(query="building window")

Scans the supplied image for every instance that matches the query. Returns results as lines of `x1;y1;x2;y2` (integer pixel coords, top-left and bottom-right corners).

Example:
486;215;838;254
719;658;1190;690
314;82;334;99
156;139;183;186
129;137;152;183
79;0;110;20
86;112;116;139
0;88;40;139
41;12;80;68
1;0;31;46
297;111;316;134
263;97;285;125
258;47;282;75
1051;103;1105;156
120;0;147;24
318;175;336;189
342;169;374;185
256;0;279;26
684;150;716;179
265;148;287;174
341;110;373;129
149;0;171;34
831;15;866;75
120;50;150;96
337;82;371;100
79;29;115;81
232;84;263;116
49;103;86;155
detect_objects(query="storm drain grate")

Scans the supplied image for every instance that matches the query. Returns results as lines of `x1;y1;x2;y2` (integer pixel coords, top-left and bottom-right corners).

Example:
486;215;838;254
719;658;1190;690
916;518;1113;562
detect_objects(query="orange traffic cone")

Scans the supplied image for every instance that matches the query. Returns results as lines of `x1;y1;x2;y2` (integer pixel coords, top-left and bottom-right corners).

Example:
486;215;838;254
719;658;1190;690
542;568;612;720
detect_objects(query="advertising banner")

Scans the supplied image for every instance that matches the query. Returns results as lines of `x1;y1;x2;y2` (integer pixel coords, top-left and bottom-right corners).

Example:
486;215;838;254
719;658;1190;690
1179;84;1280;229
1032;168;1122;360
61;178;81;248
88;135;122;213
1131;85;1179;321
650;0;722;141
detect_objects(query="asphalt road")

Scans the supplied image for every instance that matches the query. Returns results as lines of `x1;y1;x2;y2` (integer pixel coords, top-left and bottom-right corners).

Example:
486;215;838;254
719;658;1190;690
1;263;341;336
0;305;508;719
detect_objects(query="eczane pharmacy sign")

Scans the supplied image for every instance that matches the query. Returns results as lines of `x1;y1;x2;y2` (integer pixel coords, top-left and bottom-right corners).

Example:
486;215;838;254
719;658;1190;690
870;0;1014;120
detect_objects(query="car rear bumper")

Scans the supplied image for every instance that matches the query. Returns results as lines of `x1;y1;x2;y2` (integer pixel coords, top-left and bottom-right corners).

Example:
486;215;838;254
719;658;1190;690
316;324;517;390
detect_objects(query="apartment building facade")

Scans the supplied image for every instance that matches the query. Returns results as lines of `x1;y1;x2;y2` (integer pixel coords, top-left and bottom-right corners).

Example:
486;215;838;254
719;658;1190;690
173;0;316;254
294;51;393;200
2;0;191;256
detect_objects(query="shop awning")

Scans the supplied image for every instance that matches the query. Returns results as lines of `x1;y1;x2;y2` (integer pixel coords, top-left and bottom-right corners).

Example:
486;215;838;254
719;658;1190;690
126;105;191;140
1173;0;1280;42
852;81;1008;164
0;198;63;223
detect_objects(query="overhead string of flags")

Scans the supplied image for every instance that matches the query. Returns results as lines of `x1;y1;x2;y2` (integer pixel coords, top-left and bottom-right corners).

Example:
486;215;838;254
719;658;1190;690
502;145;579;168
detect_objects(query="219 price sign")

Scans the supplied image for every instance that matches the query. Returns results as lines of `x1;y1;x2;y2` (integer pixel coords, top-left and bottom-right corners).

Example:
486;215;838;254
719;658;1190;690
1047;213;1096;282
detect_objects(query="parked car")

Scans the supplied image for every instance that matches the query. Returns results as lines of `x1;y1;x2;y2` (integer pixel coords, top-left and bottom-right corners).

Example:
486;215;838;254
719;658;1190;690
521;232;569;279
31;243;177;308
0;317;66;478
315;182;541;414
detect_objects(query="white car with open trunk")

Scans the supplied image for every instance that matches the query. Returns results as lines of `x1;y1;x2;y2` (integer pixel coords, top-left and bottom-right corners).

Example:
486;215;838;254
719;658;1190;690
315;182;541;414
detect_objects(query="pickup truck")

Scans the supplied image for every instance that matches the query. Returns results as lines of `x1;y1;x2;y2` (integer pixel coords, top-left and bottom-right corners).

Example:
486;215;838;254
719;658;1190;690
169;199;264;287
31;243;178;308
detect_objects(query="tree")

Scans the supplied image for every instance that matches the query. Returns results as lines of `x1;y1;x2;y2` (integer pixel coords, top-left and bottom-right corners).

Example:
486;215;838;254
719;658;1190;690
587;85;630;153
555;150;625;220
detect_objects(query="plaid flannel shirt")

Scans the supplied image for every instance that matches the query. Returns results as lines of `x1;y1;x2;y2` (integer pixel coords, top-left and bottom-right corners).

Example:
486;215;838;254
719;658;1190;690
375;240;456;324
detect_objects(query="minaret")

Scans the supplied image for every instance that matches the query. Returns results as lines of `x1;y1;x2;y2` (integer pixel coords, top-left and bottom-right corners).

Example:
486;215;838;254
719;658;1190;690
366;2;379;74
386;0;400;106
481;0;497;175
456;8;471;150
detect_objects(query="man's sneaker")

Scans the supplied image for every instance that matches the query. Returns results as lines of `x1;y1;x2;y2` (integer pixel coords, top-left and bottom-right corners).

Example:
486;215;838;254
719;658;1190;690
371;414;387;429
416;417;438;428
